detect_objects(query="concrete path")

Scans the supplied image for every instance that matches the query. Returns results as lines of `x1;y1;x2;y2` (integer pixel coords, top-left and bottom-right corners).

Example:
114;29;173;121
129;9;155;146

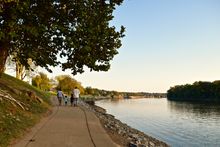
12;98;119;147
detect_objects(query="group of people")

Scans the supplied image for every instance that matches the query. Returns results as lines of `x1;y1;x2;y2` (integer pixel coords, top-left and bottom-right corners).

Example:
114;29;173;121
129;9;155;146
57;87;80;107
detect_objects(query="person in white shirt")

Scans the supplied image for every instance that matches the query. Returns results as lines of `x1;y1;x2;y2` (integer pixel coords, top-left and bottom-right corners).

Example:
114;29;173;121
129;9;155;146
72;87;80;106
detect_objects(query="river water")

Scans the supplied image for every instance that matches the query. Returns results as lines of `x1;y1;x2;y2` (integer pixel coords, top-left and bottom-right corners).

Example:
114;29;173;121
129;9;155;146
96;98;220;147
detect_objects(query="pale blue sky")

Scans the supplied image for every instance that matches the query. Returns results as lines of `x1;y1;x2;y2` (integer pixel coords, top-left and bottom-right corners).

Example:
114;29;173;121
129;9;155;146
9;0;220;93
74;0;220;92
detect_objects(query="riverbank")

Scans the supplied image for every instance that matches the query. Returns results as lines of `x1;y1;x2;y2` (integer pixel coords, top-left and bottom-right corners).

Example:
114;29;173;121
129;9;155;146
81;100;169;147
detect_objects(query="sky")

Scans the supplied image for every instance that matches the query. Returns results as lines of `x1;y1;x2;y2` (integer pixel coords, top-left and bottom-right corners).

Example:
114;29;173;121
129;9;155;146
7;0;220;93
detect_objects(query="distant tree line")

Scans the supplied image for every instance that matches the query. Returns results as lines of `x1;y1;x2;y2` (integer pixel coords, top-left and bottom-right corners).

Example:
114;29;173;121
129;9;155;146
31;73;165;99
84;87;166;99
84;87;117;97
167;81;220;102
122;92;166;98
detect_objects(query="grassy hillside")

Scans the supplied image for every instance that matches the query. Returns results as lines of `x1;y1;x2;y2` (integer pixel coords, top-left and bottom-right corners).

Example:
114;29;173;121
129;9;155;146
0;73;52;147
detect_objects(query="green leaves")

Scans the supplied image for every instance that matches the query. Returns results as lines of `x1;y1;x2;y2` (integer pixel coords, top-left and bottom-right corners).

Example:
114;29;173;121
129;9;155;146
167;81;220;102
55;75;84;94
32;72;51;91
0;0;125;75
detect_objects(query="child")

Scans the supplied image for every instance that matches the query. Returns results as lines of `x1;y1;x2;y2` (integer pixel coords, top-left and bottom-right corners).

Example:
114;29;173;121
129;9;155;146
64;95;68;106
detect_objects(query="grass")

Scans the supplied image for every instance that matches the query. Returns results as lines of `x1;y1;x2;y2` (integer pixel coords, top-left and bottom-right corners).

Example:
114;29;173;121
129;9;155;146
0;73;52;147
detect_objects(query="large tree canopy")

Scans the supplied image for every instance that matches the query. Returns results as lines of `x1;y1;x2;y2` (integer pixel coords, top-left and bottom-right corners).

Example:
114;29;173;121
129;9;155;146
0;0;125;75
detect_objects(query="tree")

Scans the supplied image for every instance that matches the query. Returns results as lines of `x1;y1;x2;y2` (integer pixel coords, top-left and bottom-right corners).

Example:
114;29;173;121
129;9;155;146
167;81;220;102
56;75;84;94
32;72;51;91
32;75;41;88
6;55;37;81
85;87;95;95
15;58;37;81
0;0;125;77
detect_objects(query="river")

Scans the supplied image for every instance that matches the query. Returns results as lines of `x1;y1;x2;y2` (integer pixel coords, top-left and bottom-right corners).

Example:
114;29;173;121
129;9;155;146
96;98;220;147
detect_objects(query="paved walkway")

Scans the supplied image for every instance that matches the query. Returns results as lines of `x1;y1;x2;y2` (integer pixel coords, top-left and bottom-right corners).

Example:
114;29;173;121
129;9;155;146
12;98;119;147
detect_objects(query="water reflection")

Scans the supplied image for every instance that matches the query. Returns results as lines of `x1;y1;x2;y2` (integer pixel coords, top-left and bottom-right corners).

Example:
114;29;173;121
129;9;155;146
167;100;220;117
96;98;220;147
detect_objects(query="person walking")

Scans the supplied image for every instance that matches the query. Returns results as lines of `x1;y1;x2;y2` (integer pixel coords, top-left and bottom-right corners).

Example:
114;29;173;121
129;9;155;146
72;87;80;107
70;94;74;106
57;89;64;106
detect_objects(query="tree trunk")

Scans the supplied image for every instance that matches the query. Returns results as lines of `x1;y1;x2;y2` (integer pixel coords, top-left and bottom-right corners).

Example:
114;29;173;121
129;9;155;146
16;62;21;79
0;45;8;77
37;83;39;88
16;61;25;80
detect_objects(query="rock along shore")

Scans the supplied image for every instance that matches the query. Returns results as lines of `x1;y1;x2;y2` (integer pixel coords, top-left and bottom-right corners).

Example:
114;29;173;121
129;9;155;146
81;100;169;147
